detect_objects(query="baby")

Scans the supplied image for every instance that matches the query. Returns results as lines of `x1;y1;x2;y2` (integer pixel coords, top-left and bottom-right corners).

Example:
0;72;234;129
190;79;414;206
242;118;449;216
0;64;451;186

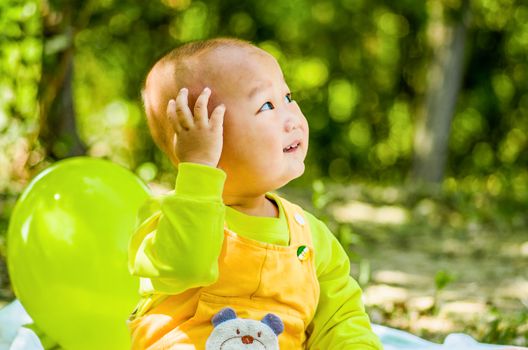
127;38;382;349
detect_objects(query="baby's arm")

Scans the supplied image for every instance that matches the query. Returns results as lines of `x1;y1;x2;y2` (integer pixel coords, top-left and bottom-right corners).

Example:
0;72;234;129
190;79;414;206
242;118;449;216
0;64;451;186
128;88;227;295
128;163;226;294
306;215;382;349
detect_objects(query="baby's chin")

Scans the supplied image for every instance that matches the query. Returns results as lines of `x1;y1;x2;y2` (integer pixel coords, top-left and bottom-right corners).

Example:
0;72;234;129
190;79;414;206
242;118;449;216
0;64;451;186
290;164;306;182
274;164;306;190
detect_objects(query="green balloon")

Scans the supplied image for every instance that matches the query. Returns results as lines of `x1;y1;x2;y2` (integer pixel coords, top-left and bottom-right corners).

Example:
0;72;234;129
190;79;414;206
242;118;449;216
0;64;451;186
7;157;150;350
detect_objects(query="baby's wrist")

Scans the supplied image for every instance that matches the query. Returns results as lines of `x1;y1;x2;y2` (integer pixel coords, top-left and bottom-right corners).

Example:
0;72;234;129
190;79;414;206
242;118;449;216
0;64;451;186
175;162;226;199
180;159;218;168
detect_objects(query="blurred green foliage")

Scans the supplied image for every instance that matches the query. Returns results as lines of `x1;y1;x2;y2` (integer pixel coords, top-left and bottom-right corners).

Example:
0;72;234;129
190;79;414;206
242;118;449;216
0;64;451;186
1;0;527;344
1;0;527;191
0;1;41;193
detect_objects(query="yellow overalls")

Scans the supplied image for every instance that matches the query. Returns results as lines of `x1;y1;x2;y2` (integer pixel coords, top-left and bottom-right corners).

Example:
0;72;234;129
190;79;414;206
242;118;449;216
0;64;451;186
128;197;320;349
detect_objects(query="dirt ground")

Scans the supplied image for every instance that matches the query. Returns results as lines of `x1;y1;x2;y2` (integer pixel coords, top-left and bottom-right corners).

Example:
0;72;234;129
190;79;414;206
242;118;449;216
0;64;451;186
322;187;528;346
356;228;527;340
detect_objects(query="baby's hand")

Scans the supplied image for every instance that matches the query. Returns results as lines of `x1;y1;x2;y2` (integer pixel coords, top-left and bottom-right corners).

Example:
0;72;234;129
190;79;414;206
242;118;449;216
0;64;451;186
167;87;225;167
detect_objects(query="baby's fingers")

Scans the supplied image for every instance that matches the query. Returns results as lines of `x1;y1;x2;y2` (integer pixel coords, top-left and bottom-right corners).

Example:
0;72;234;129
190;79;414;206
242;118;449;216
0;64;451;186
166;99;181;133
194;87;211;126
209;104;225;130
171;88;193;131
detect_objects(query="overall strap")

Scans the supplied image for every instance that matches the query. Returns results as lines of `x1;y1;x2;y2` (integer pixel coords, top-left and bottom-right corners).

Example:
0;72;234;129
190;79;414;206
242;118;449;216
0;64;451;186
276;196;313;247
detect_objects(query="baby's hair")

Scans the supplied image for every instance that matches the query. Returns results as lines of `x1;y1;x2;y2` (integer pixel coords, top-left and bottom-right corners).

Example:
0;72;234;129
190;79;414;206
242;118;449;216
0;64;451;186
142;38;254;163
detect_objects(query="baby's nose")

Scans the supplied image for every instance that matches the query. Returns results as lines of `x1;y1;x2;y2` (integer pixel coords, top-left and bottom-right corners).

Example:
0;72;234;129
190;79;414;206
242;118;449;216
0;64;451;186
283;109;305;132
241;335;254;344
284;117;300;132
285;120;294;132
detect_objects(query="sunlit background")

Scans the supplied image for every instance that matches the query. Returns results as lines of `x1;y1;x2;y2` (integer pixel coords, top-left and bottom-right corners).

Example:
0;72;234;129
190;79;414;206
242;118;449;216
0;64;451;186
1;0;527;345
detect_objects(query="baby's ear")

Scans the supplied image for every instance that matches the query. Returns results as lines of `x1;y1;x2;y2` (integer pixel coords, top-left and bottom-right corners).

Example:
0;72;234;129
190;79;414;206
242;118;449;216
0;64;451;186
211;307;237;327
261;313;284;336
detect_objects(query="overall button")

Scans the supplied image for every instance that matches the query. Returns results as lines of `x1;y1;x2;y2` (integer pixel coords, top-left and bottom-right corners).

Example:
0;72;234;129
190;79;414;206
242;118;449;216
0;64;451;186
294;213;305;226
297;245;310;261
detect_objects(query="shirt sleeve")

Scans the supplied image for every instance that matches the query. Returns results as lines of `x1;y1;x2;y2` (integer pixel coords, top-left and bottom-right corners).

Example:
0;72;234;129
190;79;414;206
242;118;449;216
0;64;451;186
128;162;226;295
305;213;382;349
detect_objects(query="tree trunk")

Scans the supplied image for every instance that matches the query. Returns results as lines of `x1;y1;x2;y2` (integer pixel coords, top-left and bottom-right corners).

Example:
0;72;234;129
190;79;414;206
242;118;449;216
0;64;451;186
38;1;86;160
412;0;470;183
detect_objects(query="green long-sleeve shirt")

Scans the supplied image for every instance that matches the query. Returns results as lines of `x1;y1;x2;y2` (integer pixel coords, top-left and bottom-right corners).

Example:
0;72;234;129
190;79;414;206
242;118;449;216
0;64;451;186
128;162;382;349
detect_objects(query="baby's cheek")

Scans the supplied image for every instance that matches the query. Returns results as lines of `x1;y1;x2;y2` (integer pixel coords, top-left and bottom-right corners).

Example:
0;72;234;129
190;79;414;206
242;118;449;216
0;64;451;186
302;117;310;134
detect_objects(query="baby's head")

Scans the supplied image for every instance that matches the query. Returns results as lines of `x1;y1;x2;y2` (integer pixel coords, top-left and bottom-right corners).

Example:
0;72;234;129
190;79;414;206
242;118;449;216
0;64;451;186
143;38;309;197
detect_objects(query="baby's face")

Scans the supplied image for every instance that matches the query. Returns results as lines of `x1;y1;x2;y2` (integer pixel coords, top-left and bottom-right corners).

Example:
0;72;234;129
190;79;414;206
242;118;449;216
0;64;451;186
205;47;309;197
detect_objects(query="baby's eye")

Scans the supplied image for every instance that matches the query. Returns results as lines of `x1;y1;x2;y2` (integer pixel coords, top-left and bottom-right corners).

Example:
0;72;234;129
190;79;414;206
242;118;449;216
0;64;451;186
285;93;293;103
259;101;274;112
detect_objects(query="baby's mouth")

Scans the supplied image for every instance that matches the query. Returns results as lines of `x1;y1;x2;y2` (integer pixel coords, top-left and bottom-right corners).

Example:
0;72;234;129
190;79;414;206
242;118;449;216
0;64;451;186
283;141;301;153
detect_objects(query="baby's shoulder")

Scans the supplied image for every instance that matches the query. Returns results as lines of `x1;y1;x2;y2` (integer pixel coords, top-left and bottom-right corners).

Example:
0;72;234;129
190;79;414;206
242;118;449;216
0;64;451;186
272;193;331;240
301;210;335;246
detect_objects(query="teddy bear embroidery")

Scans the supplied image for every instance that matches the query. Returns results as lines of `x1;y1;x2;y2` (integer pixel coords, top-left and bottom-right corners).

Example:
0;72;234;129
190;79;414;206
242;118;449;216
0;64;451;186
205;307;284;350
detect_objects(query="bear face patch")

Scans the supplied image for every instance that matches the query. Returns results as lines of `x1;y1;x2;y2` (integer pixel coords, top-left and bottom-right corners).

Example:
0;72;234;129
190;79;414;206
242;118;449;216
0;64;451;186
206;307;284;349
